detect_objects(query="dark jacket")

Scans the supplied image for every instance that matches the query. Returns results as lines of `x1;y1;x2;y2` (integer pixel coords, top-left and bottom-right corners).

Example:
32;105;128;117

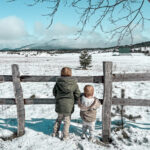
53;77;80;116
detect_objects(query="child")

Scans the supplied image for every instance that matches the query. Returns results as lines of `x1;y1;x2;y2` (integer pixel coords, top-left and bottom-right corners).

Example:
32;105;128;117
78;85;101;141
52;67;80;140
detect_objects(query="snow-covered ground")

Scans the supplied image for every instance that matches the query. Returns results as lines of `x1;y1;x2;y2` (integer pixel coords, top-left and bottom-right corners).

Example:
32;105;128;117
0;51;150;150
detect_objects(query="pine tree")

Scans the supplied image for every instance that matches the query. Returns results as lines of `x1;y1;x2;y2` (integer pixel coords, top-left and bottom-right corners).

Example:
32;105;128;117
79;51;92;69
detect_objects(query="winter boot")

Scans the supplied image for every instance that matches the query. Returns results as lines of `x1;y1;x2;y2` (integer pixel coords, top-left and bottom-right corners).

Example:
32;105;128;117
81;134;86;139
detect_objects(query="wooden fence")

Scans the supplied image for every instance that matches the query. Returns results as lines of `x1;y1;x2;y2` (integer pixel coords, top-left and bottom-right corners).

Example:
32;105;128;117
1;62;150;143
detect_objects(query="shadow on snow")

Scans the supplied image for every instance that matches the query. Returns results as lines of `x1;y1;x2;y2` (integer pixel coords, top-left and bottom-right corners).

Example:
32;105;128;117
112;120;150;130
1;118;149;137
0;118;102;136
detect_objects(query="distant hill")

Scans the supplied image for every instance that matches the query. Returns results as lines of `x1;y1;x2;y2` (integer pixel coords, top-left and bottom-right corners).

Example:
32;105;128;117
17;40;150;51
17;39;71;50
1;48;12;51
131;41;150;48
0;40;150;52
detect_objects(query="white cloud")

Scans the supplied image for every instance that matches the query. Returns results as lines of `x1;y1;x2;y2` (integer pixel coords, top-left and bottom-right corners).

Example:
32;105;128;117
34;22;150;49
0;18;149;49
34;22;46;36
0;16;31;49
0;16;28;40
34;22;78;38
33;22;107;48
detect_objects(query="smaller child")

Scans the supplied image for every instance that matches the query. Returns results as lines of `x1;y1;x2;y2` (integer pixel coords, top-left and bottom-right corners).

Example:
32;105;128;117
78;85;101;141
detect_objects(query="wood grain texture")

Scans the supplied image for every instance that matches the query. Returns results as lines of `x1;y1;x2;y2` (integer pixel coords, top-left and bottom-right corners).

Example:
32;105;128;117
0;75;12;82
12;64;25;136
1;75;103;83
2;73;150;83
112;98;150;106
102;62;112;143
1;98;150;106
113;73;150;82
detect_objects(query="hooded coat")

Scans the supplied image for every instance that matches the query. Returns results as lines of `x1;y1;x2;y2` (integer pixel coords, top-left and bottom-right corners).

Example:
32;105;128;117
53;77;80;116
78;96;100;122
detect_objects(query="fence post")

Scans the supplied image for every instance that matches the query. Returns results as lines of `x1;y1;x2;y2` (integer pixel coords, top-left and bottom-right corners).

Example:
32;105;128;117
121;89;125;129
102;61;112;143
12;64;25;136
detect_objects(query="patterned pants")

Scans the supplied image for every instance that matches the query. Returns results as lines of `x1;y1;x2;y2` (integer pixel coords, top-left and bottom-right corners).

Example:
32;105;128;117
53;113;71;137
82;121;95;138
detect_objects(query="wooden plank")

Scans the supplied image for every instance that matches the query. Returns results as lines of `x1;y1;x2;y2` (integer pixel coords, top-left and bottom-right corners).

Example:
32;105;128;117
113;73;150;82
0;98;16;104
0;75;12;82
0;98;56;105
24;98;56;104
20;75;103;83
121;89;125;129
12;64;25;136
1;73;150;83
93;76;104;83
112;98;150;106
1;98;150;106
20;76;58;82
1;98;102;105
102;62;112;143
1;75;103;83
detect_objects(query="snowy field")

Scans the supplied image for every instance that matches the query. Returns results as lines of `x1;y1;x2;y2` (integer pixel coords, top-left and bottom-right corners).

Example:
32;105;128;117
0;51;150;150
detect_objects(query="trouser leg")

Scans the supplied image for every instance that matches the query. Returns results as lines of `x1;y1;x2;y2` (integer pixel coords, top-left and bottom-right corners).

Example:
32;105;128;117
82;125;88;134
53;114;63;134
81;124;88;139
89;124;95;138
63;115;71;137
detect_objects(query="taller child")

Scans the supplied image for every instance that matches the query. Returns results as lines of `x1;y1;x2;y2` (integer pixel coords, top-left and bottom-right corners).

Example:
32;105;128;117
52;67;80;140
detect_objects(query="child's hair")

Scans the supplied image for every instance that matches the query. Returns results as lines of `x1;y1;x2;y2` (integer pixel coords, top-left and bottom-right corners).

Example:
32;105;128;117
84;85;94;97
61;67;72;77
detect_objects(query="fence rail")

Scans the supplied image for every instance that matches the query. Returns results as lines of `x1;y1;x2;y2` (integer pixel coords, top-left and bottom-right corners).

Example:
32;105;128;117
1;98;150;106
0;75;103;83
1;62;150;143
1;72;150;83
113;73;150;82
112;98;150;106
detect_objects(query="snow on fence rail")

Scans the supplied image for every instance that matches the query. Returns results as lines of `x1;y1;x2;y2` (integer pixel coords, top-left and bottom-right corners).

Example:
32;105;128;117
1;62;150;143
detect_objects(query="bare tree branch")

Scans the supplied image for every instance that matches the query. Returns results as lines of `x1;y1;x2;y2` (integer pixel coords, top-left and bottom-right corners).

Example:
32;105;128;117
6;0;150;45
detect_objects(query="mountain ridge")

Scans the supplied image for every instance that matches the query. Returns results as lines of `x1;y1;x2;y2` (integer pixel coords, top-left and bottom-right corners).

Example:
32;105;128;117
1;40;150;51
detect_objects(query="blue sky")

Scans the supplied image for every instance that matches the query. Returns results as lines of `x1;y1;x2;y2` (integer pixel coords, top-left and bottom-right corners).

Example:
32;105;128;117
0;0;150;49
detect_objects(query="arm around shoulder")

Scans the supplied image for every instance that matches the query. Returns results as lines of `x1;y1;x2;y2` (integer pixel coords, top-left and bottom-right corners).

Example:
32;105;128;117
53;84;57;97
74;84;81;101
91;98;101;109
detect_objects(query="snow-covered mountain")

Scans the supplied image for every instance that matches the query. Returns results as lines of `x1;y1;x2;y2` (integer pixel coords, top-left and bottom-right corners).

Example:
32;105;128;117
1;40;150;52
18;39;71;50
17;40;150;51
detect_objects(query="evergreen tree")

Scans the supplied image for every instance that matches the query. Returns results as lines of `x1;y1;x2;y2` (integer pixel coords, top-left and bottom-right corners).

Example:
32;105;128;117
79;51;92;69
